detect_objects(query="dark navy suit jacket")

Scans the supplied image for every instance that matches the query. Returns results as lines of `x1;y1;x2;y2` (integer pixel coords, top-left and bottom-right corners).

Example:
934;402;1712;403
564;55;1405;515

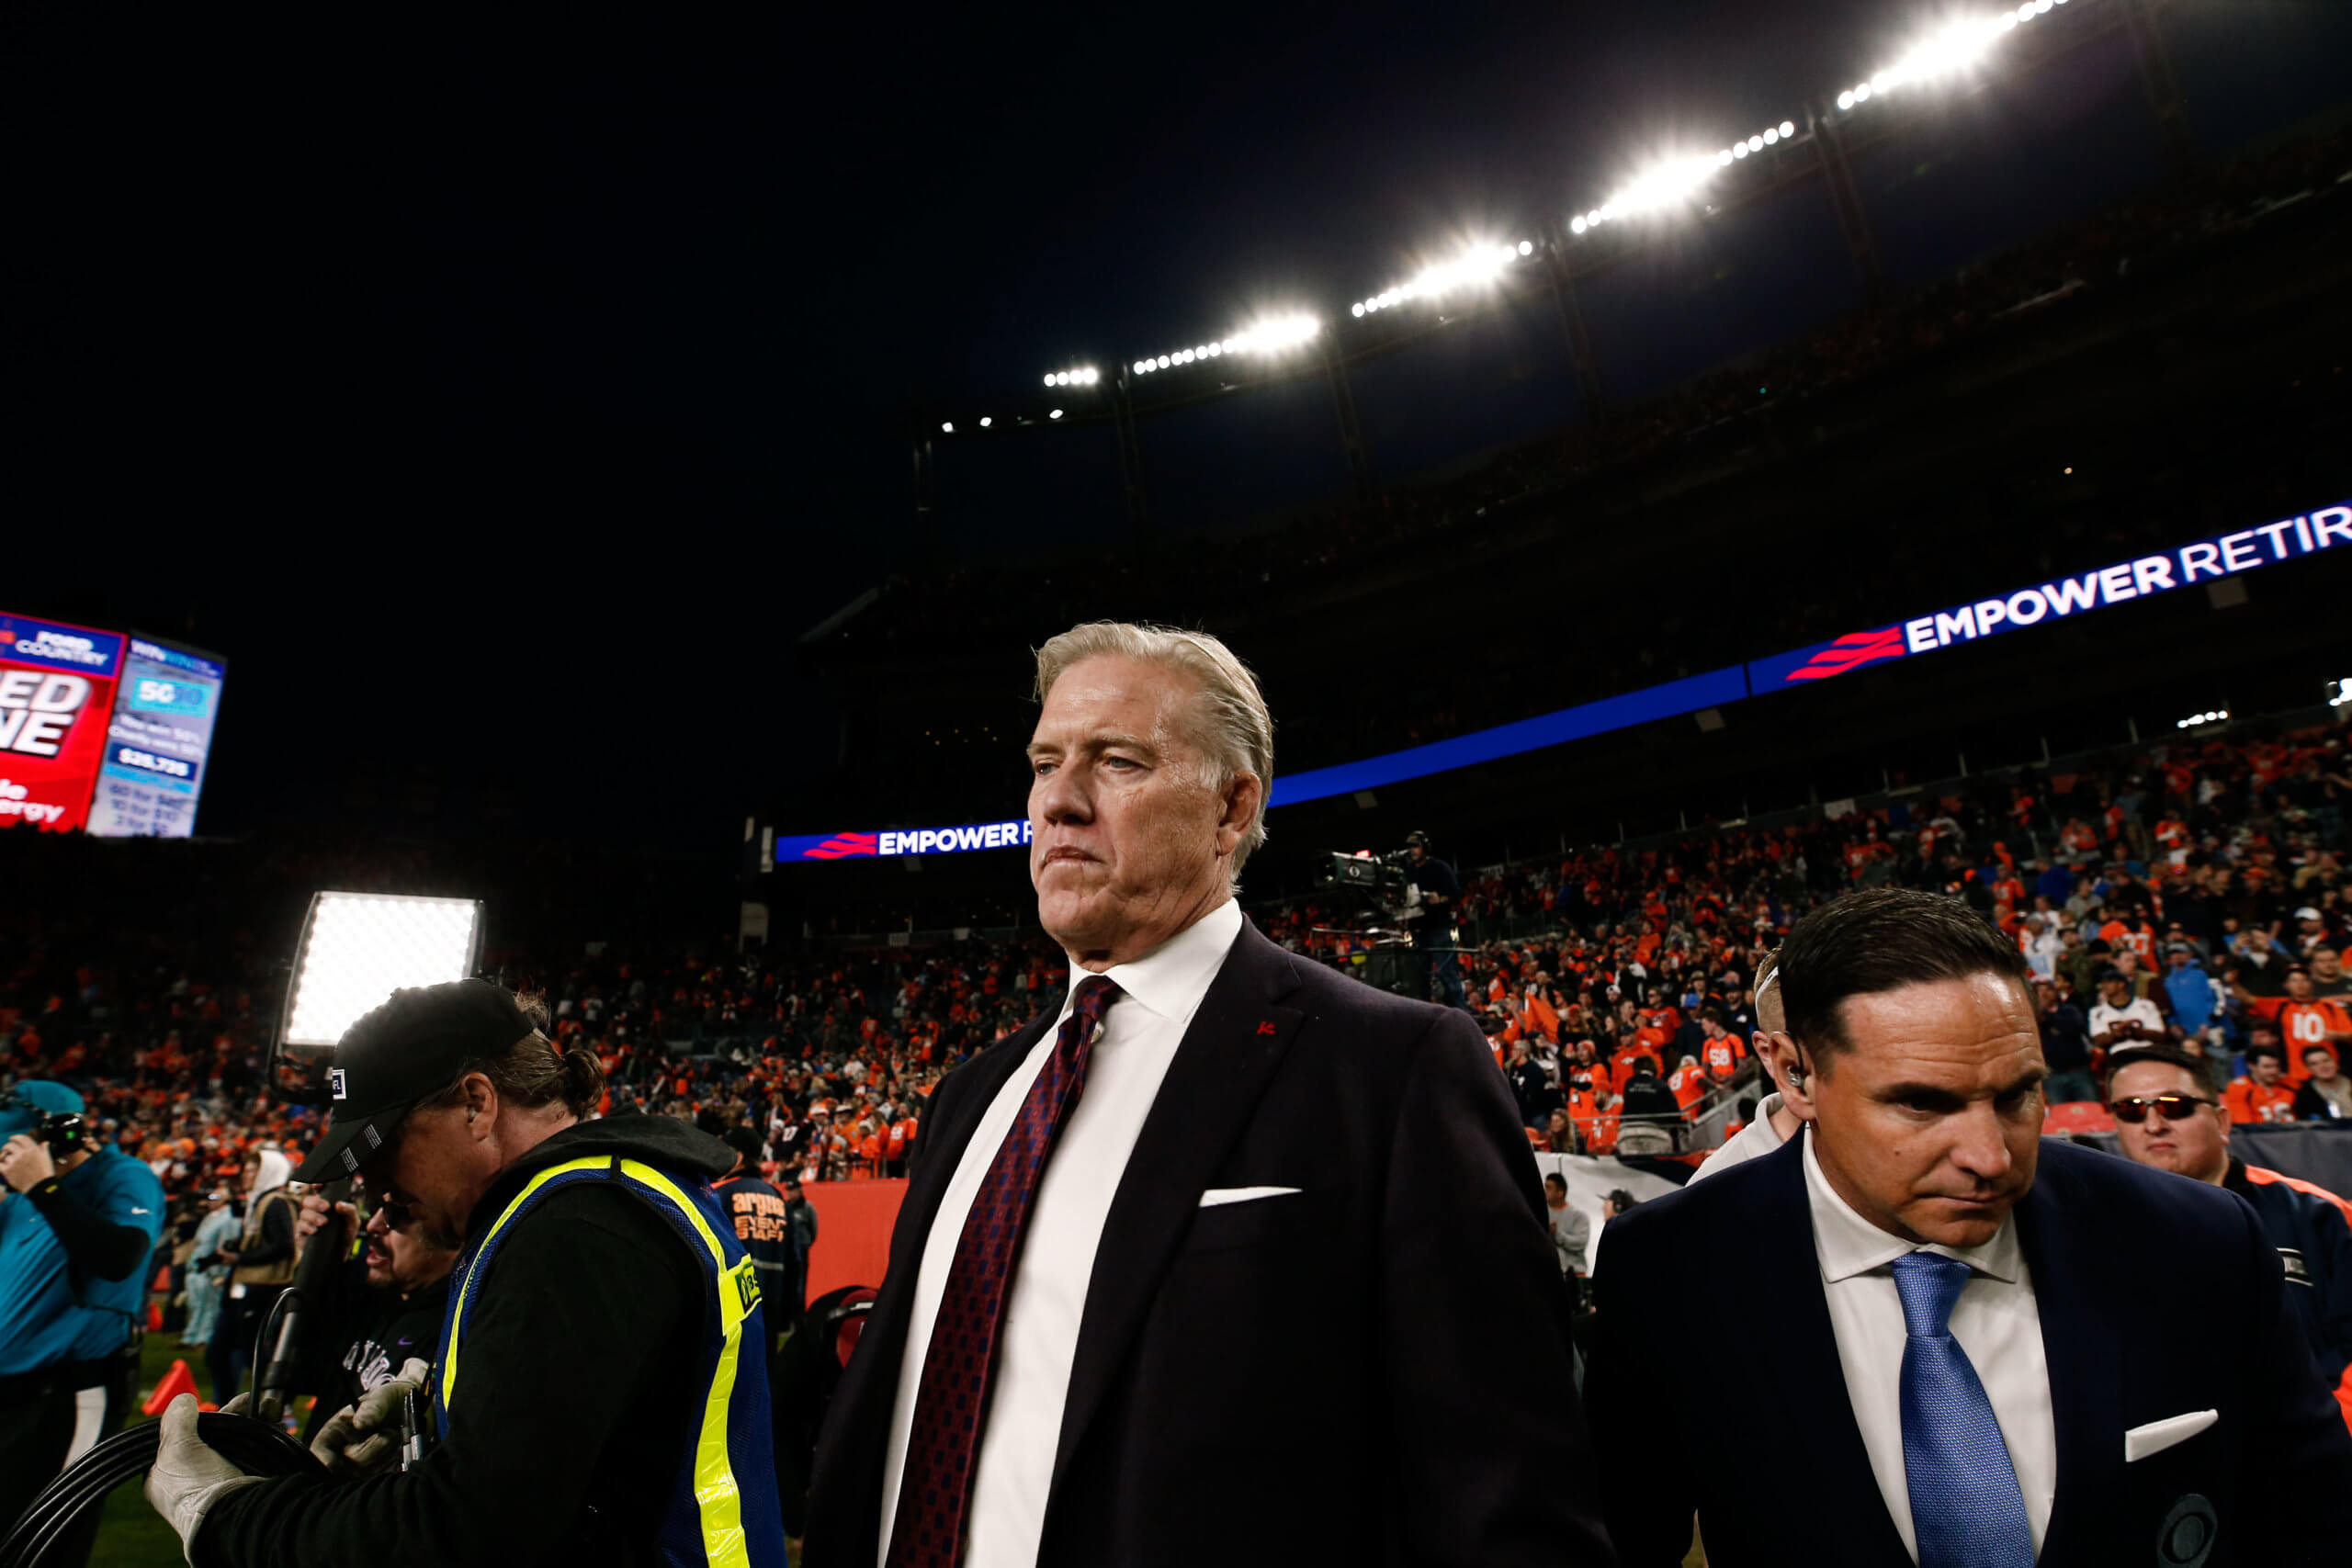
805;917;1614;1567
1585;1134;2352;1567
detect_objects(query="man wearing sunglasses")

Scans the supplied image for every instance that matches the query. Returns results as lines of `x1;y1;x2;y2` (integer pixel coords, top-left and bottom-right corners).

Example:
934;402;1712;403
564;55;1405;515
2109;1045;2352;1434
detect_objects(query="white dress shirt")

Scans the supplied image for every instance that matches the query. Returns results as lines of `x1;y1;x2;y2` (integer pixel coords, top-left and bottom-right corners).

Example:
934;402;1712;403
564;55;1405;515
1684;1090;1786;1184
876;897;1242;1568
1803;1130;2056;1562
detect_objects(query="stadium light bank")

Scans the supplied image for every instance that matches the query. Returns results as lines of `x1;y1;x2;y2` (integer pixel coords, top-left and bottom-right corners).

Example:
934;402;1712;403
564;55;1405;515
1033;0;2089;378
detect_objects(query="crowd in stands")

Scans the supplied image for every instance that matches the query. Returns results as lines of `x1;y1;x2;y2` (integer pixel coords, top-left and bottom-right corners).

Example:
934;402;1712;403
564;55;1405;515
5;708;2350;1306
1265;710;2352;1152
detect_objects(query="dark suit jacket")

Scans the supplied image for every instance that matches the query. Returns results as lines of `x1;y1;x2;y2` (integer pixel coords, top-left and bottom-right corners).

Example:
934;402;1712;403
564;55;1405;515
1584;1134;2352;1567
806;916;1613;1567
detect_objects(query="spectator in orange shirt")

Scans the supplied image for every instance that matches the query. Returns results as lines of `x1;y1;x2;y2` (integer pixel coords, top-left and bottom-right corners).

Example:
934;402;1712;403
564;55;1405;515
1566;1039;1615;1098
2099;909;2158;964
1698;1011;1744;1081
2224;1044;2300;1125
1563;1079;1600;1147
1580;1100;1618;1161
1666;1055;1707;1113
2243;968;2352;1085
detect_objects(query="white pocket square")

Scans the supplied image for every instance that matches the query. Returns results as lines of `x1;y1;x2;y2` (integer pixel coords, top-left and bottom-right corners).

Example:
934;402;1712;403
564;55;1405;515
1197;1186;1301;1208
2125;1410;2218;1462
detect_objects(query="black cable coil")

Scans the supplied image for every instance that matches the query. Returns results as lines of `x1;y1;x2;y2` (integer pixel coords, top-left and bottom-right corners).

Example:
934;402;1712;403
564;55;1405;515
0;1412;323;1568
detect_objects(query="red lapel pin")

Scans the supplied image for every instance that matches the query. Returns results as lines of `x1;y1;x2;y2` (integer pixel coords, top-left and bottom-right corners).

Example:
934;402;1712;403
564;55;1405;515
1256;1021;1278;1036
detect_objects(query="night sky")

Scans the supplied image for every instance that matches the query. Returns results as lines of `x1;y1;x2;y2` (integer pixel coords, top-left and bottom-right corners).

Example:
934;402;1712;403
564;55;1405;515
2;2;2329;842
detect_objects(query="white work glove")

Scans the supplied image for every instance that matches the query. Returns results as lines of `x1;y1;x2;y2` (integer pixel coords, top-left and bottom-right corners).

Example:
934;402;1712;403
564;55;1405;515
309;1357;431;1476
144;1394;265;1566
216;1393;251;1416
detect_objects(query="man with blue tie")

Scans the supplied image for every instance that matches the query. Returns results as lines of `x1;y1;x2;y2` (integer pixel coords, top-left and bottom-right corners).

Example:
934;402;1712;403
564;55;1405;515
1586;886;2352;1567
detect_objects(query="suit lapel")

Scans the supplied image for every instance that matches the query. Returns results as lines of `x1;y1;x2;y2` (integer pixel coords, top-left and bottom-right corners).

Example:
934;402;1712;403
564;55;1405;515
1745;1138;1917;1568
2015;1163;2121;1567
1046;919;1306;1496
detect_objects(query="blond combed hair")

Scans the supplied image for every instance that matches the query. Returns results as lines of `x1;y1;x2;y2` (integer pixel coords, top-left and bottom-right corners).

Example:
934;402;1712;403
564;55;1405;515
1033;622;1274;884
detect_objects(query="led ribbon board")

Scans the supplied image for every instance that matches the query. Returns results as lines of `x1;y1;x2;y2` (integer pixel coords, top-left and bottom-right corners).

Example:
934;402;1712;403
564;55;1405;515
775;819;1035;863
1747;502;2352;691
0;613;126;832
774;499;2350;855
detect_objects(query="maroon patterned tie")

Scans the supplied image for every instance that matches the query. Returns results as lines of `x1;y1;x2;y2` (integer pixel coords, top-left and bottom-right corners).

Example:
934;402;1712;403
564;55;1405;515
886;975;1120;1568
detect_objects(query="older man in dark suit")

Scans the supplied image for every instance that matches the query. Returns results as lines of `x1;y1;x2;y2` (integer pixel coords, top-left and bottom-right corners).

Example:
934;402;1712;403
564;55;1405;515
1586;887;2352;1568
807;621;1609;1568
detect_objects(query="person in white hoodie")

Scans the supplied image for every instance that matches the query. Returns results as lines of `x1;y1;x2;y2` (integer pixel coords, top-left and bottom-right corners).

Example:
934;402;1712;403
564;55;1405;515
1686;955;1803;1184
202;1147;297;1402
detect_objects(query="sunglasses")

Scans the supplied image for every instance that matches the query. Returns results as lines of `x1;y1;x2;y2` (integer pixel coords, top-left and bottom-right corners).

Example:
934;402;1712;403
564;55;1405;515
2110;1092;2212;1124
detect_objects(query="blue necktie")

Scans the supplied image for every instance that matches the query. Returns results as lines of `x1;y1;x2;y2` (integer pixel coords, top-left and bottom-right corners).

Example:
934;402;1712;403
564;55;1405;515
1889;1251;2034;1568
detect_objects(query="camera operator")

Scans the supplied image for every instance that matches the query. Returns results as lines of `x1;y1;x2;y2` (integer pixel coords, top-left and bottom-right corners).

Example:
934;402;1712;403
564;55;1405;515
143;980;787;1568
0;1080;164;1566
267;1189;458;1473
1405;830;1470;1012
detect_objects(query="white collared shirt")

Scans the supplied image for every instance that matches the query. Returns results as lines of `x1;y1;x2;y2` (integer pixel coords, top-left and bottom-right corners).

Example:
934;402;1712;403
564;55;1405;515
1803;1130;2056;1563
876;897;1243;1568
1684;1090;1786;1184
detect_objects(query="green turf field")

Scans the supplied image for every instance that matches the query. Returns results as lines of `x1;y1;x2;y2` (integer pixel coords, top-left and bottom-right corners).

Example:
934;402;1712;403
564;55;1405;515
80;1332;203;1568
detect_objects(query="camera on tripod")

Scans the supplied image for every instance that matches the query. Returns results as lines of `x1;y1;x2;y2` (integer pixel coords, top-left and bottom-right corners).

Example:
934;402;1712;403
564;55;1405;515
1317;849;1416;914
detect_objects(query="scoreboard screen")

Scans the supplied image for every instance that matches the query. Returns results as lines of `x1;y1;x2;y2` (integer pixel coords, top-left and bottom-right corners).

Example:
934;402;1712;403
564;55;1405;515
0;612;126;833
87;636;229;838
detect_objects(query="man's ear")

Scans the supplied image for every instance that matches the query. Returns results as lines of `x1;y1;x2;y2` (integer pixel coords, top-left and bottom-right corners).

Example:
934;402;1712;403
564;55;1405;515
1215;772;1262;858
462;1073;498;1139
1766;1032;1819;1122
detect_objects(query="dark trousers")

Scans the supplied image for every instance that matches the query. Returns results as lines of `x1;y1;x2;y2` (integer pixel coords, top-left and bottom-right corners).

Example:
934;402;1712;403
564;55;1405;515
1416;927;1470;1012
207;1292;252;1404
0;1361;132;1568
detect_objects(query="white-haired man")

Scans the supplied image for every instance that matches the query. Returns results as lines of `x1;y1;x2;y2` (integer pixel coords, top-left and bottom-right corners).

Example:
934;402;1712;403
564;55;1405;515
808;622;1609;1567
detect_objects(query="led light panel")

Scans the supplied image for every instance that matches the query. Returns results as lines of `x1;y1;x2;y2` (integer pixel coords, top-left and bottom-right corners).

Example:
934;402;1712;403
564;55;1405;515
283;892;483;1047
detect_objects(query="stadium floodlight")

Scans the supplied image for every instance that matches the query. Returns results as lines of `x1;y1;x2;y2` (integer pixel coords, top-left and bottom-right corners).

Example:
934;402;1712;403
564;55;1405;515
1230;313;1321;354
274;892;483;1103
941;422;953;433
1353;240;1528;317
2175;709;2230;729
2331;680;2352;708
978;416;992;428
1049;408;1063;419
1036;1;2098;377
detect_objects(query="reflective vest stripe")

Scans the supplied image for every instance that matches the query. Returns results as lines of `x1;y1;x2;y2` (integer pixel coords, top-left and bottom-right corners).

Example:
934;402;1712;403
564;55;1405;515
437;1156;763;1568
439;1155;609;1416
615;1159;758;1568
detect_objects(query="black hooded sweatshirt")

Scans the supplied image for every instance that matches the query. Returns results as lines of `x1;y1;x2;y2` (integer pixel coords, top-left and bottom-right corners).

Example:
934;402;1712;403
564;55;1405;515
198;1115;741;1568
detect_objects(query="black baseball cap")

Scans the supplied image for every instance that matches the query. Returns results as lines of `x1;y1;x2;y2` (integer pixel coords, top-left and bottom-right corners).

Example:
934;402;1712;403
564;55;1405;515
292;979;542;1182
